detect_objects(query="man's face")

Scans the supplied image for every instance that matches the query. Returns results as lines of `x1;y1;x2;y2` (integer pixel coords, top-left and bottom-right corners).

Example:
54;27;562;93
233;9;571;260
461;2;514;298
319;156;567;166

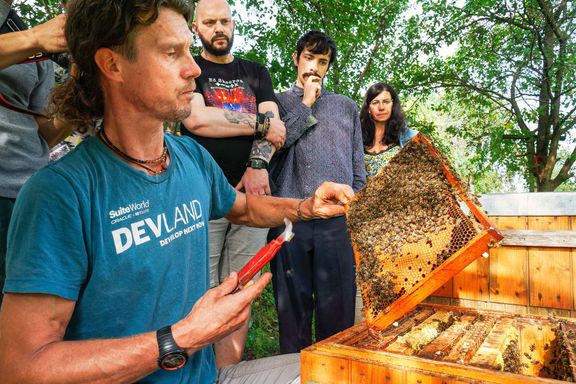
117;7;200;122
193;0;234;56
293;47;331;88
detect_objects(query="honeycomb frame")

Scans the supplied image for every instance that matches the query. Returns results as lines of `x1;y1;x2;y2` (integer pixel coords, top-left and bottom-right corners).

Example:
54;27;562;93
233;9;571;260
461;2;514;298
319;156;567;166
347;133;503;331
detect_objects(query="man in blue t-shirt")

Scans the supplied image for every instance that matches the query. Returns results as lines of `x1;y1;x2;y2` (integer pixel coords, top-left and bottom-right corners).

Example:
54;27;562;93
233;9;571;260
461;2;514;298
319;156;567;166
0;1;354;383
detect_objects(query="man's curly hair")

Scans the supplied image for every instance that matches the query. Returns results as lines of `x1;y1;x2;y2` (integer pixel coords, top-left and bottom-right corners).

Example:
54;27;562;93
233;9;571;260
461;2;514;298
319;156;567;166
50;0;192;130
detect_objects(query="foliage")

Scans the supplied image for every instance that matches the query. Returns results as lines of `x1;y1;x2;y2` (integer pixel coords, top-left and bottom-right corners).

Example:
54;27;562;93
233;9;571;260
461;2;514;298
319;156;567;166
403;0;576;191
16;0;575;191
244;265;280;359
236;0;410;98
11;0;62;27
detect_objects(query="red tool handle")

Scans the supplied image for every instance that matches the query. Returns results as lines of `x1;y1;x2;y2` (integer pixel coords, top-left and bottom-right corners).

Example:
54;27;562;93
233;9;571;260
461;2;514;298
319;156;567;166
237;236;286;287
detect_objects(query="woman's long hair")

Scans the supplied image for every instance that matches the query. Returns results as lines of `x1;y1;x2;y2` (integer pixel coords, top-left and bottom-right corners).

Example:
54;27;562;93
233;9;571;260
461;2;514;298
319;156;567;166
359;82;406;147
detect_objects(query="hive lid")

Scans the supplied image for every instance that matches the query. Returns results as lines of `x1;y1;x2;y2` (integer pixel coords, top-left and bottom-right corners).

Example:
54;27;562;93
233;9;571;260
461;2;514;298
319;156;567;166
346;133;503;331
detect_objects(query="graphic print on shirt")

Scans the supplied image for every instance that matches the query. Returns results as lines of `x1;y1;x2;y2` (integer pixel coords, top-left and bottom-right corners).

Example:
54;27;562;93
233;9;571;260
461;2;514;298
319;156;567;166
108;198;205;254
202;77;257;113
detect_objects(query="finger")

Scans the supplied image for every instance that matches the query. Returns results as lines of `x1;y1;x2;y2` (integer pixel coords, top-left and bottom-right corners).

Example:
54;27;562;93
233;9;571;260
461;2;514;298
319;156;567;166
216;272;240;295
333;184;355;204
235;180;244;191
237;273;272;298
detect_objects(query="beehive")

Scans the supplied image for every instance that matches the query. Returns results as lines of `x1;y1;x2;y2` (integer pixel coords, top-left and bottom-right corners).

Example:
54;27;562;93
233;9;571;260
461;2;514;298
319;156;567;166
301;304;576;383
347;133;503;330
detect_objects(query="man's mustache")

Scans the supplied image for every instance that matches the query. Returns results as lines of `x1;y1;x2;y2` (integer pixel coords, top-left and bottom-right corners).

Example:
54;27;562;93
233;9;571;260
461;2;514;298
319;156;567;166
303;71;321;80
212;34;229;43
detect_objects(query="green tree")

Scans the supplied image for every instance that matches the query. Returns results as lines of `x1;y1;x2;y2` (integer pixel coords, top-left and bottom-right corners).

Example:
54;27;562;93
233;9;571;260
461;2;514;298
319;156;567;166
404;0;576;191
237;0;410;97
11;0;63;26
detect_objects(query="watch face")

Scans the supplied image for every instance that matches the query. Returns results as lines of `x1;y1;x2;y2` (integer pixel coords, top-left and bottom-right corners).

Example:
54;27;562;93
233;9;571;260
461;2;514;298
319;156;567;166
161;353;187;370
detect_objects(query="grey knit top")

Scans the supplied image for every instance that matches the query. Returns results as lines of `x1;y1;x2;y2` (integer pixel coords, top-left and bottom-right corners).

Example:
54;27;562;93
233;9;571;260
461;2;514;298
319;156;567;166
271;84;366;199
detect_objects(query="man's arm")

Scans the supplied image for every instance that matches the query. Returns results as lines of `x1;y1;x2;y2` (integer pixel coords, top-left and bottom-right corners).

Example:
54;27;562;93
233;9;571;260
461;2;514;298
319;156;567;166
237;101;280;195
0;14;66;70
0;274;270;384
226;181;354;227
181;94;285;149
277;75;324;150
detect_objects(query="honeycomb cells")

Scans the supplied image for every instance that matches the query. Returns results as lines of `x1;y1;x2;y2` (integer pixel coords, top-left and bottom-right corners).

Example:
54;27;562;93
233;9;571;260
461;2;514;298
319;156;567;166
348;138;483;320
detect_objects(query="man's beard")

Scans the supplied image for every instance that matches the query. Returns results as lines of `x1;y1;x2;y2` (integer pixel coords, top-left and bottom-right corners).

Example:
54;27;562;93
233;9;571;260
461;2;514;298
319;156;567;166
199;32;234;56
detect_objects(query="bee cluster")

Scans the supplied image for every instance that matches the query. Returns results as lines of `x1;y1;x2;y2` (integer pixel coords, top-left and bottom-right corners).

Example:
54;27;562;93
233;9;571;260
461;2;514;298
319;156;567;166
348;138;481;319
544;321;576;381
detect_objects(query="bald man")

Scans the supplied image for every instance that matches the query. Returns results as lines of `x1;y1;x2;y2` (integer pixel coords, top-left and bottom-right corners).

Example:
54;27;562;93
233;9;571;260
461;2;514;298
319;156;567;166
180;0;285;367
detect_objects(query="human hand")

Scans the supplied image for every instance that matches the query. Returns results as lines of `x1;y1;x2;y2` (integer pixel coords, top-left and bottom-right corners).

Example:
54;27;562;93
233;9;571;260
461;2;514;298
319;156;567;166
173;272;272;354
301;182;355;219
302;75;322;108
236;168;271;195
265;117;286;150
30;14;67;53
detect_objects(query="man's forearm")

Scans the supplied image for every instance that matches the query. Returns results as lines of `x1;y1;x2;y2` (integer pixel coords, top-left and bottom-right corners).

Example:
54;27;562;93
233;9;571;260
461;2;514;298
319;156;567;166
229;194;308;228
249;140;275;163
2;333;159;384
182;107;256;137
0;29;42;70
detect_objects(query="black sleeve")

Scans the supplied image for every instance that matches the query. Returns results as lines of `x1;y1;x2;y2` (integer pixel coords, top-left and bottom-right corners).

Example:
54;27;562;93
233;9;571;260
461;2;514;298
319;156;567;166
254;64;277;104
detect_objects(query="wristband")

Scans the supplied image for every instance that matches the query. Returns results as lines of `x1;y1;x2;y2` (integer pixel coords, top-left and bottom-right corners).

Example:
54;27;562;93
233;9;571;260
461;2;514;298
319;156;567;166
246;158;268;170
254;113;270;140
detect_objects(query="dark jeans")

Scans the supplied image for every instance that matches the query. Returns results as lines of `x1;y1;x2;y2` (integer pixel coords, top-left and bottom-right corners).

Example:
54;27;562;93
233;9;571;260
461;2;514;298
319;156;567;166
269;216;356;353
0;197;15;306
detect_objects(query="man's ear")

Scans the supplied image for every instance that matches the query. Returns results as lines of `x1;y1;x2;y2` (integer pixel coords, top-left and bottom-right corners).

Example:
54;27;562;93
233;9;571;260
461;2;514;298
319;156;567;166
191;22;199;36
292;51;298;67
94;47;123;83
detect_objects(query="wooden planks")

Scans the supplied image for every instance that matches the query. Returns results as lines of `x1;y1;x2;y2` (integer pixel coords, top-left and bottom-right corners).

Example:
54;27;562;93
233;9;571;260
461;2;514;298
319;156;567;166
432;213;576;314
528;216;572;309
500;230;576;247
453;255;489;301
489;216;528;306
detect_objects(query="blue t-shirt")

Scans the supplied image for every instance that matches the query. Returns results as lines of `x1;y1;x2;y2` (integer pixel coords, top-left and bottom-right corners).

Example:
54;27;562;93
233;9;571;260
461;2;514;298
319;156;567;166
5;134;236;383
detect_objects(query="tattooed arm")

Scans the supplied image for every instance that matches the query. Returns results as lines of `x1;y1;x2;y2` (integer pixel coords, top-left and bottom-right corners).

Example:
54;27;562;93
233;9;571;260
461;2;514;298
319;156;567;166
181;93;258;137
237;101;283;195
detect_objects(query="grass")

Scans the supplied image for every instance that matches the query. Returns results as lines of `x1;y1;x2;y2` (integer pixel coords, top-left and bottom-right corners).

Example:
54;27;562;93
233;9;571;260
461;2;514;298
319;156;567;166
244;265;281;360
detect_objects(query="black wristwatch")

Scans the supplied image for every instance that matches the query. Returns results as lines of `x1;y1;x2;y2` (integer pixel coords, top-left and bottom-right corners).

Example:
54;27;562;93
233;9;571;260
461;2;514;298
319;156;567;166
246;158;268;170
157;325;188;371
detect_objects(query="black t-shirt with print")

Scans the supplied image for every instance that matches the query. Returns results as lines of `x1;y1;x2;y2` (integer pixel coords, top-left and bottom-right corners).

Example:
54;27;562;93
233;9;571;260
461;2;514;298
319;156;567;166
183;55;276;186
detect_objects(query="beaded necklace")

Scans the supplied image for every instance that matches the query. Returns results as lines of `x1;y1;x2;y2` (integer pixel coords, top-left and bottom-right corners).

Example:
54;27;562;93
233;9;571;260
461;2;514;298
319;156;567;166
99;128;168;176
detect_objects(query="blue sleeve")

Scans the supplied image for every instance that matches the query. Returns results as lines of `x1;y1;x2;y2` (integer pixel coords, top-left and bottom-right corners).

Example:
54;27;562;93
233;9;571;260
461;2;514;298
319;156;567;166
5;168;88;300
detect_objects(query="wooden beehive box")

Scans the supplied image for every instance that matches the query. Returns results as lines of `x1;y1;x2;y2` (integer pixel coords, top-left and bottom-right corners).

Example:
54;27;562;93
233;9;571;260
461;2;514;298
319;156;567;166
301;304;576;383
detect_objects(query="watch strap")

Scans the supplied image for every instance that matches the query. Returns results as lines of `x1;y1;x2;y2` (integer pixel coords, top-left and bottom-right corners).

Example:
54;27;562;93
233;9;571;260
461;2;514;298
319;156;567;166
157;325;187;370
246;158;268;170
